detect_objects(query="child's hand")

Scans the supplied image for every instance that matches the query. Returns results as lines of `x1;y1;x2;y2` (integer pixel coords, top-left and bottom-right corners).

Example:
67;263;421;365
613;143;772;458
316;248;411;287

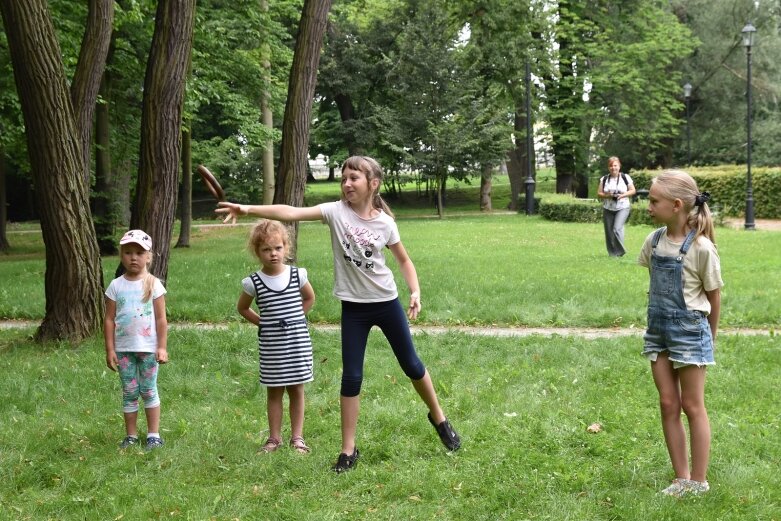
407;292;421;320
106;351;118;372
215;202;245;224
157;348;169;364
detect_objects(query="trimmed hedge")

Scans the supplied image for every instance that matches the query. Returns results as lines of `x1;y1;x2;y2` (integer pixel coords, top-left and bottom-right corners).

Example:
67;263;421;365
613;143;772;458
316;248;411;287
631;166;781;219
540;166;781;223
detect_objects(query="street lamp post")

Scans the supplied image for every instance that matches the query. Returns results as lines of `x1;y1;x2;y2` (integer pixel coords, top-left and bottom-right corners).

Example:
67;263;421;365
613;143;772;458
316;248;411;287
524;59;535;215
742;22;756;230
683;82;692;166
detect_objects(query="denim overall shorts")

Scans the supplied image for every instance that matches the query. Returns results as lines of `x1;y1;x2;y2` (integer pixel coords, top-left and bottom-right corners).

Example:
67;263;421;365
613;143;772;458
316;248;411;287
642;228;715;368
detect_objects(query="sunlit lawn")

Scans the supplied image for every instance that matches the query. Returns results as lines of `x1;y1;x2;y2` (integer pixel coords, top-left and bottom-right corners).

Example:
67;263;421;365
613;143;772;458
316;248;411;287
1;181;780;519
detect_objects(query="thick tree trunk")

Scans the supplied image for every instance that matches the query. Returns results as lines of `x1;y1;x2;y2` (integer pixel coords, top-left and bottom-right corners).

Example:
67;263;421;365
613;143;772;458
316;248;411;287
261;0;275;205
130;0;195;282
0;154;9;252
93;63;118;255
175;127;192;248
479;164;492;212
1;0;104;342
70;0;114;185
274;0;332;260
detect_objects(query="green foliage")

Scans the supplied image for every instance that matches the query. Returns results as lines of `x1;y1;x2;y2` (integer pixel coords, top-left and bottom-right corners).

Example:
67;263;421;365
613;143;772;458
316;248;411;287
632;166;781;219
1;328;779;519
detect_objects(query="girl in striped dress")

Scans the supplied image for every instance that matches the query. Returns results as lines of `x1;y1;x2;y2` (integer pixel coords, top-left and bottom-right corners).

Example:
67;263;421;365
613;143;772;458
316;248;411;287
237;219;316;454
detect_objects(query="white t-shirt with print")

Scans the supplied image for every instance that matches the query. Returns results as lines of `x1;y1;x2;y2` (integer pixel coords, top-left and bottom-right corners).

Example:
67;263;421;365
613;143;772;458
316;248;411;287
318;200;400;302
638;229;724;315
105;276;167;353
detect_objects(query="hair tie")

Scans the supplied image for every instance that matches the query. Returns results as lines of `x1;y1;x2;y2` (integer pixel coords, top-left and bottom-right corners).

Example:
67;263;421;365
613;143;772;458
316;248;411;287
694;192;710;207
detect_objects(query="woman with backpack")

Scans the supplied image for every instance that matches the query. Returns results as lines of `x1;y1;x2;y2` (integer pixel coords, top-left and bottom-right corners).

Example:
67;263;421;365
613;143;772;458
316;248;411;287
598;156;637;257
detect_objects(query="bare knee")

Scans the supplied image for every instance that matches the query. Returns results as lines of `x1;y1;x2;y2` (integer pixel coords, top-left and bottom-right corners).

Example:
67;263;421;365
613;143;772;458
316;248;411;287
659;395;682;419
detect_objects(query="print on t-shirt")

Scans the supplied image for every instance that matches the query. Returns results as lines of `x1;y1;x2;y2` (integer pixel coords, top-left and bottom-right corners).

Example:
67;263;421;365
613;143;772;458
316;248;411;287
341;221;381;273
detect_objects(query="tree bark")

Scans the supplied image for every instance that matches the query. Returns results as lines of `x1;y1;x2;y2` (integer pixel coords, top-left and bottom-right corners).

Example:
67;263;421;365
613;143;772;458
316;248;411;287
479;164;492;211
0;153;9;252
70;0;114;185
175;127;192;248
1;0;104;342
274;0;332;260
261;0;275;205
93;60;118;255
129;0;196;282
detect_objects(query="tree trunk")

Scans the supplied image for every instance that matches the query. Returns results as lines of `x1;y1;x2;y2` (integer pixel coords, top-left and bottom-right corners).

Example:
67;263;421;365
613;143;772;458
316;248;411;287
505;108;525;210
261;0;275;205
70;0;114;185
0;153;9;252
274;0;332;260
129;0;196;283
93;61;118;256
1;0;104;342
175;126;192;248
479;164;492;212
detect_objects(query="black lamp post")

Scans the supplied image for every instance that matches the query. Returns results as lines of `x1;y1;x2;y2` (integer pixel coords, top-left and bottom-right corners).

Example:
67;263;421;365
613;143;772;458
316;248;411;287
524;59;535;215
683;82;692;166
742;22;756;230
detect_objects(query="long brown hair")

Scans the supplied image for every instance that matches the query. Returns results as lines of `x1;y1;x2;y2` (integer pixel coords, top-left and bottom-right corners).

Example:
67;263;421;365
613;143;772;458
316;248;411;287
652;170;715;244
340;156;394;218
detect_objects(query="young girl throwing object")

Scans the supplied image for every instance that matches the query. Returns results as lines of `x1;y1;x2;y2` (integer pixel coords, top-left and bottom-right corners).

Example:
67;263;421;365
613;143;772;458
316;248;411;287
104;230;168;450
639;171;723;497
237;220;316;454
217;156;461;472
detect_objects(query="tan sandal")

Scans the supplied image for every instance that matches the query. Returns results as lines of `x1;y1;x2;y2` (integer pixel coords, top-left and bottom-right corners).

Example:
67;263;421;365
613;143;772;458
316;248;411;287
289;436;311;454
259;437;282;454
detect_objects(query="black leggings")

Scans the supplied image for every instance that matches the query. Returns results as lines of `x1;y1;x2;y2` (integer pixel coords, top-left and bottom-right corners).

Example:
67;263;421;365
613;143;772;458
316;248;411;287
340;299;426;397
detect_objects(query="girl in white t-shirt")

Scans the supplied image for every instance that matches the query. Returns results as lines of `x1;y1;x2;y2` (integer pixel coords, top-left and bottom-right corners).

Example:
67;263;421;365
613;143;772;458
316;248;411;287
104;230;168;451
217;156;461;473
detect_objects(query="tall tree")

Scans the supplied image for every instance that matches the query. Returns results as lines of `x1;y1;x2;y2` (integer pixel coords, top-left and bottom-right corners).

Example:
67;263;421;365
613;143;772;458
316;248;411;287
70;0;114;184
129;0;196;282
1;0;104;342
274;0;331;259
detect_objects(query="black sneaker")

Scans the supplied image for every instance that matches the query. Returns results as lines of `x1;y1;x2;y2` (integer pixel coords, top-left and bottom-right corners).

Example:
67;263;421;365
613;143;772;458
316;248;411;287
332;448;359;473
428;412;461;451
145;436;164;451
119;436;139;449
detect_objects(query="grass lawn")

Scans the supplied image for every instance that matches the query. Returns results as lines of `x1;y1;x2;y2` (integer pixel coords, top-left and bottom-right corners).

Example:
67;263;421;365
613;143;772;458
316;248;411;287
1;326;778;519
1;182;780;519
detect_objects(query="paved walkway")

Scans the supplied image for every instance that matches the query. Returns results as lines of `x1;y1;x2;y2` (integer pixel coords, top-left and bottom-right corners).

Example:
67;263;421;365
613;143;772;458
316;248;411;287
0;320;774;338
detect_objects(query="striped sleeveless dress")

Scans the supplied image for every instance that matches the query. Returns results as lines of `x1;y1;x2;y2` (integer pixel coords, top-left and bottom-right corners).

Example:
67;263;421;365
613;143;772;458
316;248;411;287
248;267;314;387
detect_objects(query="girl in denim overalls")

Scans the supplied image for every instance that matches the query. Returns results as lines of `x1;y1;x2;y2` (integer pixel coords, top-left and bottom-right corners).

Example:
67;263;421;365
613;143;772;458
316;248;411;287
638;171;723;497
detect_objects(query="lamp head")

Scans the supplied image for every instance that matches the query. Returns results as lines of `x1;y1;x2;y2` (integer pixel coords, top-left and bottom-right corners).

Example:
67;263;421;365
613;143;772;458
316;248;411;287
742;22;756;48
683;82;692;99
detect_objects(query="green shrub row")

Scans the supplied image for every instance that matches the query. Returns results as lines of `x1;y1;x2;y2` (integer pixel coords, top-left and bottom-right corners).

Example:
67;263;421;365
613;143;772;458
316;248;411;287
631;166;781;218
540;166;781;222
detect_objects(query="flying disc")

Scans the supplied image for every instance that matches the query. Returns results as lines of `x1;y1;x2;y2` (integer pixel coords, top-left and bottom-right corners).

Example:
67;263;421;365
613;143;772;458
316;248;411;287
197;165;226;201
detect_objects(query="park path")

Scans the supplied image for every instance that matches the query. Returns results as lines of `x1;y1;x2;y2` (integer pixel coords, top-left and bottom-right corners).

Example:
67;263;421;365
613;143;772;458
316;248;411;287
0;320;774;338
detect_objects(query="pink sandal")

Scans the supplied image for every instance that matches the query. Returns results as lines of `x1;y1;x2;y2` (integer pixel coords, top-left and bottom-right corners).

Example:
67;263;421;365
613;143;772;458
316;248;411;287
259;437;282;453
289;436;311;454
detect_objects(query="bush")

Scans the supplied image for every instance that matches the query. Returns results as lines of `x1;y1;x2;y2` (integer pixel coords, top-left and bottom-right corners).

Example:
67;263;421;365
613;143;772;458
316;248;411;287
538;194;653;225
631;166;781;218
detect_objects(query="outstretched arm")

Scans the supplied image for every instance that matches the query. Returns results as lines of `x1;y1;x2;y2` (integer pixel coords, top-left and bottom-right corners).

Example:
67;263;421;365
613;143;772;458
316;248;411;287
216;202;322;224
389;241;421;320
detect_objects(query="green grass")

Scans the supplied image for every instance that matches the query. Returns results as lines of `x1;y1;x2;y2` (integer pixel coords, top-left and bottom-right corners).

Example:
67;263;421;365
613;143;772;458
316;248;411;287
1;326;778;519
3;215;780;328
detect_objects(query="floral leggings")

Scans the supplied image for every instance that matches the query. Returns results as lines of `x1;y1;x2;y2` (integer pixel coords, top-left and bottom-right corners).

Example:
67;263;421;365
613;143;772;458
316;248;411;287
117;352;160;413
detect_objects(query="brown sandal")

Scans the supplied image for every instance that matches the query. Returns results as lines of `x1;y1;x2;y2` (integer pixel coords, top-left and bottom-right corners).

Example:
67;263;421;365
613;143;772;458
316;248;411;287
289;436;311;454
259;437;282;453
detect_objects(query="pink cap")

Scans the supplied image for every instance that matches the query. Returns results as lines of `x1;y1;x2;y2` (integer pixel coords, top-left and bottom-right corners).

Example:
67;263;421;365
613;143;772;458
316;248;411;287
119;229;152;251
